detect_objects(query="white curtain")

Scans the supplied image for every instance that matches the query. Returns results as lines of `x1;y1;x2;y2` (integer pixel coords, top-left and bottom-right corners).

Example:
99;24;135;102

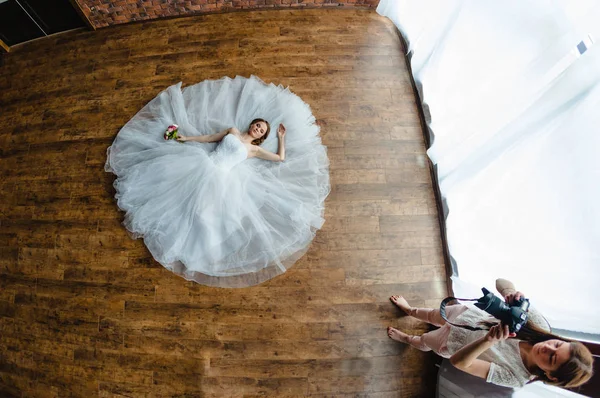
377;0;600;335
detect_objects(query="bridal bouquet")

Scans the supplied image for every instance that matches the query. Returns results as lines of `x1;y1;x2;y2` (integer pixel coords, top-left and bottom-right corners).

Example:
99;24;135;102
164;124;179;140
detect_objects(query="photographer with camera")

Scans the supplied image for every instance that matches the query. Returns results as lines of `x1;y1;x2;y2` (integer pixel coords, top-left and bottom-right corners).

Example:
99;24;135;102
387;278;593;389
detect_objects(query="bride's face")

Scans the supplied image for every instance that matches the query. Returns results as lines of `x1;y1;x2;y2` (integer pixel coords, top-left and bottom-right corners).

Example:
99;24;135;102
249;121;268;139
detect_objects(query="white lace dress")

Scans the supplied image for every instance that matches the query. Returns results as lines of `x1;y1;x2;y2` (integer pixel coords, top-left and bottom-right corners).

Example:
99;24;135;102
446;305;551;388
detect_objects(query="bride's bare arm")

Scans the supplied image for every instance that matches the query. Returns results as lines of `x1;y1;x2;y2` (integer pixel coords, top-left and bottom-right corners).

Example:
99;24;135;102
177;128;234;143
253;146;283;162
251;124;286;162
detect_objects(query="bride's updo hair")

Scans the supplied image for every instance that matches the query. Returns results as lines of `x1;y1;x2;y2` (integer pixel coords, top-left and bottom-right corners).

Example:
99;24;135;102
250;118;270;146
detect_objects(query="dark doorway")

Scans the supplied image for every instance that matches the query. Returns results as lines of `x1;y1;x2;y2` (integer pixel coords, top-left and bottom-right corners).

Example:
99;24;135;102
0;0;86;46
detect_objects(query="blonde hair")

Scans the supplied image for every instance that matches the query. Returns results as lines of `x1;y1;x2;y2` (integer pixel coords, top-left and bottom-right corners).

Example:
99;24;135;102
517;321;594;388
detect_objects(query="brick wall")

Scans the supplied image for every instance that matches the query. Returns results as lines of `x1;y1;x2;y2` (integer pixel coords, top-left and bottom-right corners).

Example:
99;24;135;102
74;0;380;29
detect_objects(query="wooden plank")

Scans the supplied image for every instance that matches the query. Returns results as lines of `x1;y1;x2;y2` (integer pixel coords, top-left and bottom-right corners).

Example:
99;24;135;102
0;38;9;53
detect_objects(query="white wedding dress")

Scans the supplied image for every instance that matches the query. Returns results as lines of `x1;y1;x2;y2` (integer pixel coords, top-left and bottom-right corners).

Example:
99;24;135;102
105;76;330;287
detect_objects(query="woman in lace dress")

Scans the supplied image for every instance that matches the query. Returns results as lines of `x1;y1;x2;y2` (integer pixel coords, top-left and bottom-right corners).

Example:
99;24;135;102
387;279;593;389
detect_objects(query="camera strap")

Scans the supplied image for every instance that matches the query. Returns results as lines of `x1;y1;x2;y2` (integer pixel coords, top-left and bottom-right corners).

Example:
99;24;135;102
439;296;487;331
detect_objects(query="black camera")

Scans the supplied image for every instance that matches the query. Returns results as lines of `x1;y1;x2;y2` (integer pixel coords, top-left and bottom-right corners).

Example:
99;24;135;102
474;288;530;333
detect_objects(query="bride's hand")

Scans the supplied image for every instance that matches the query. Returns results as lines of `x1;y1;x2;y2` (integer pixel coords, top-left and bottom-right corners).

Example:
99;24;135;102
277;124;286;138
176;135;189;142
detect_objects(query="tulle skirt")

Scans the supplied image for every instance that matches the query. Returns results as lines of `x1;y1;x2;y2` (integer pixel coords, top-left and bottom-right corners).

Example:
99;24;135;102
105;75;330;287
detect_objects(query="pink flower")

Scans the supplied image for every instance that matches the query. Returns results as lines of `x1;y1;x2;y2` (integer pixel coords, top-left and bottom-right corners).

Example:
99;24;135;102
164;124;179;140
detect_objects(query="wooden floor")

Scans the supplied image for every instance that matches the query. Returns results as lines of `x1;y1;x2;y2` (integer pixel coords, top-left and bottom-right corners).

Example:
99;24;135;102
0;10;448;397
